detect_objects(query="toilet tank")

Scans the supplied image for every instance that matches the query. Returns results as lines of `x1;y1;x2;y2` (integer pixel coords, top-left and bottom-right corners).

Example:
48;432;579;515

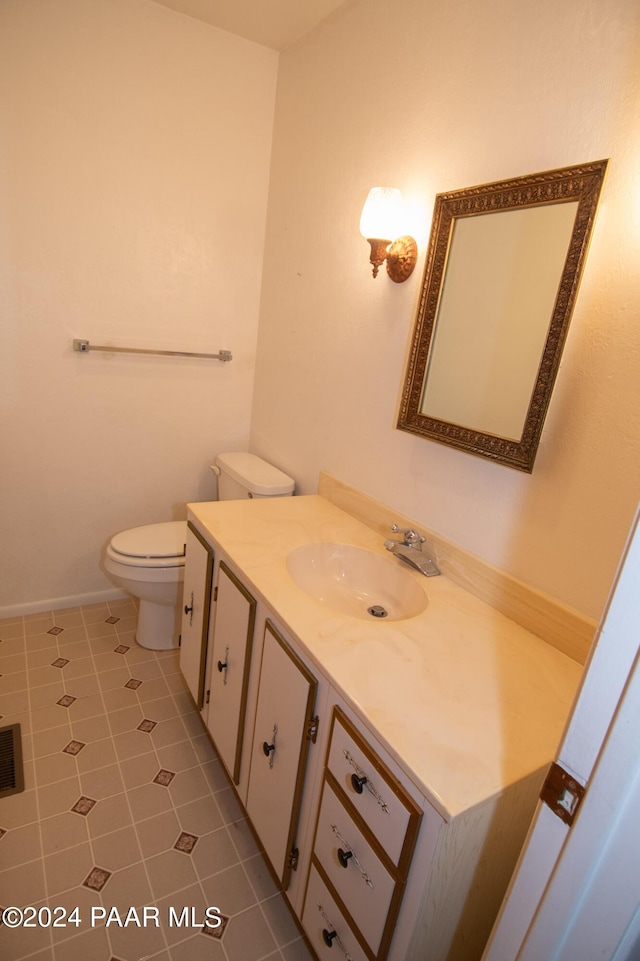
213;452;295;500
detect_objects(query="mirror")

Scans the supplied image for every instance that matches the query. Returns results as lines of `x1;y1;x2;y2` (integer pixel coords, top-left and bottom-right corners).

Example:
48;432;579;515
397;160;608;471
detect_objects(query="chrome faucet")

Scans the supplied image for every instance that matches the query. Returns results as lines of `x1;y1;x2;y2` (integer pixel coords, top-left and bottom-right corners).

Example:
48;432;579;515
384;524;441;577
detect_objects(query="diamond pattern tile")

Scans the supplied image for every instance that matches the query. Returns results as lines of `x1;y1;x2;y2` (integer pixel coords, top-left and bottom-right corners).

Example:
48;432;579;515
174;831;198;854
0;601;313;961
137;718;157;733
72;796;97;815
153;769;176;787
83;866;111;891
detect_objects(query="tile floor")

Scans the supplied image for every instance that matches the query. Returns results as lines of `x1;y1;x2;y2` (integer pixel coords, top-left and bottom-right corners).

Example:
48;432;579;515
0;599;314;961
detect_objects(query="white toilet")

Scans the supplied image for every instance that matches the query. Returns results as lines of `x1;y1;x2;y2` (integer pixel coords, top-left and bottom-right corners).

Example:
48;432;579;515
104;452;294;650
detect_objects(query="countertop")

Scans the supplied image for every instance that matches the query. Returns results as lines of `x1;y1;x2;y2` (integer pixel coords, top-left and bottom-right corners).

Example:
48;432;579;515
188;494;582;821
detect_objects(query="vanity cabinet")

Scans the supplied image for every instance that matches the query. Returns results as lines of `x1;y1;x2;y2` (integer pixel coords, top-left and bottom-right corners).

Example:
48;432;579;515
178;521;213;709
246;619;319;890
205;561;256;784
182;495;580;961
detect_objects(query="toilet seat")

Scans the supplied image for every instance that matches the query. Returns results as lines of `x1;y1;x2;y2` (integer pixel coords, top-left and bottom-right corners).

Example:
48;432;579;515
108;521;187;569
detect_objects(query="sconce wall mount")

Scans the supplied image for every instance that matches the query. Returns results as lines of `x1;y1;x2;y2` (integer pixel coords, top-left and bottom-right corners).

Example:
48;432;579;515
360;187;418;283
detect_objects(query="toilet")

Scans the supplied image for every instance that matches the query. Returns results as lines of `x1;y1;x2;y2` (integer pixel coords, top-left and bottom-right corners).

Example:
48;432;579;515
104;453;294;650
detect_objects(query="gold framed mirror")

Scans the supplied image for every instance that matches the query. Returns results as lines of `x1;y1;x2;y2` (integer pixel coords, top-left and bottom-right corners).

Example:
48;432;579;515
397;160;608;472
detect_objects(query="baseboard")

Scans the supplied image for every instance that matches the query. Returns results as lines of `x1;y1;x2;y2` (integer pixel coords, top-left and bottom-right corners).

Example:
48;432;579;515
0;589;129;620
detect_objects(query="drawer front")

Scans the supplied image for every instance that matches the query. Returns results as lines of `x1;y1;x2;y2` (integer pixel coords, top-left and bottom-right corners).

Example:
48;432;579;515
303;862;369;961
315;779;396;955
327;708;420;870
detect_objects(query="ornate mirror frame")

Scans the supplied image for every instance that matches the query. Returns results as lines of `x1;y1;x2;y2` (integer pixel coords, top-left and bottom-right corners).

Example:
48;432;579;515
397;160;608;472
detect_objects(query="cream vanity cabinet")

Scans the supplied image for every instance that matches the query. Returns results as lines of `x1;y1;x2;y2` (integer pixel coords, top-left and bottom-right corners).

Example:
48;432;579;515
178;521;213;709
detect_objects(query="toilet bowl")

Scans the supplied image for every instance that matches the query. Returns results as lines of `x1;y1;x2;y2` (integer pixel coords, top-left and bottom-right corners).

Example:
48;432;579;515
104;521;187;650
104;452;295;651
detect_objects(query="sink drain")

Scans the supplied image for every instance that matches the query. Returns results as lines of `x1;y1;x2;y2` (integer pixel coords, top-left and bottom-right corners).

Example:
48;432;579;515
367;605;388;618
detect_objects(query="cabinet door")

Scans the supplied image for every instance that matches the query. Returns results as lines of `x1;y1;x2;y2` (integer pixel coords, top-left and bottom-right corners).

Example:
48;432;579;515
206;562;256;784
179;522;213;709
246;620;318;890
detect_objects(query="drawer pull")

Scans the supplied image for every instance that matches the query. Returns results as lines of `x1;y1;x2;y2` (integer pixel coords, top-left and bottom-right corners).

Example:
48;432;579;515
262;723;278;768
344;749;391;815
337;847;353;868
317;904;354;960
217;646;230;685
331;824;374;888
184;592;194;625
351;773;368;794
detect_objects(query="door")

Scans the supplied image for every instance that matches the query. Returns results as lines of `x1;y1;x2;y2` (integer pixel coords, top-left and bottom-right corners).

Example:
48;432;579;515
246;620;318;889
179;522;213;709
206;561;256;784
482;508;640;960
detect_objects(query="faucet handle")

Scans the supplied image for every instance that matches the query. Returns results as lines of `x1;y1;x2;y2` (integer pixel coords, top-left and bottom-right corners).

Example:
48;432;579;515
390;524;425;546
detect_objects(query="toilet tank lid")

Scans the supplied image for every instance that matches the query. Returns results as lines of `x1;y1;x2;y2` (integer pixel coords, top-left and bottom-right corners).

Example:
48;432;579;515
111;521;187;559
215;452;294;496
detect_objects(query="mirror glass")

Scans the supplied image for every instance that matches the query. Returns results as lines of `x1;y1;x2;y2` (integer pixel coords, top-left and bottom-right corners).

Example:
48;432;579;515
397;161;607;471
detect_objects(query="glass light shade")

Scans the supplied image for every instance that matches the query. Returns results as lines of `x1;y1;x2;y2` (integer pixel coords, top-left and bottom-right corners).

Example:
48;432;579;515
359;187;403;240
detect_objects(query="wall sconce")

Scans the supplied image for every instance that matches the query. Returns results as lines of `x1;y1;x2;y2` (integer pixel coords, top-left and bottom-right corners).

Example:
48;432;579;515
359;187;418;283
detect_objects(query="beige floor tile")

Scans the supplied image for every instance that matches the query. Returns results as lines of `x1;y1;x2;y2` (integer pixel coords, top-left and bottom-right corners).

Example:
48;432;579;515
106;912;168;960
75;737;118;774
135;809;181;859
169;933;226;961
79;763;124;800
44;844;94;904
107;703;145;736
103;860;153;913
155;883;208;945
120;751;161;790
0;786;40;828
145;849;199;901
0;913;52;961
34;750;78;788
0;857;47;906
222;903;277;961
91;825;143;872
174;795;223;836
0;820;43;866
49;924;111;961
85;793;133;839
190;827;239;881
126;781;173;822
41;811;89;856
37;776;83;819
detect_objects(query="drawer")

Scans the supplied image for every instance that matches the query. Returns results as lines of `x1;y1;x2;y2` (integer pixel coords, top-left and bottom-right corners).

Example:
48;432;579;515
303;862;369;961
314;778;397;956
327;708;421;871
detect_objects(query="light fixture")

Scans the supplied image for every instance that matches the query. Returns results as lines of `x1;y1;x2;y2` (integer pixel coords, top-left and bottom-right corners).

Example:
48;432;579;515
359;187;418;283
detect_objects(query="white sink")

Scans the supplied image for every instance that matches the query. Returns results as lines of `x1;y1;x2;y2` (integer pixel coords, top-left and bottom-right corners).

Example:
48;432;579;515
286;543;428;621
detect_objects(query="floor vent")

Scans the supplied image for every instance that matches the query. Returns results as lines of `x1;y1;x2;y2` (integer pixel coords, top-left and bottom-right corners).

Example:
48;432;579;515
0;723;25;798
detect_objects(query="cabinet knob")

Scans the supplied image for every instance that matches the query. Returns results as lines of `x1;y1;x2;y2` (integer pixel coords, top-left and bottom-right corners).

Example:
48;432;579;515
217;660;228;672
322;928;337;947
351;772;368;794
184;603;193;615
263;741;276;757
337;847;353;868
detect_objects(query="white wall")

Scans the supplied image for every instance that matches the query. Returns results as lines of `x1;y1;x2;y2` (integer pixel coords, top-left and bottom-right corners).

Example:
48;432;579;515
251;0;640;620
0;0;278;611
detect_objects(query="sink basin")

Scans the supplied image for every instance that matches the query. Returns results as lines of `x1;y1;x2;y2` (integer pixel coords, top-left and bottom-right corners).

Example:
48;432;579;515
286;543;428;621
